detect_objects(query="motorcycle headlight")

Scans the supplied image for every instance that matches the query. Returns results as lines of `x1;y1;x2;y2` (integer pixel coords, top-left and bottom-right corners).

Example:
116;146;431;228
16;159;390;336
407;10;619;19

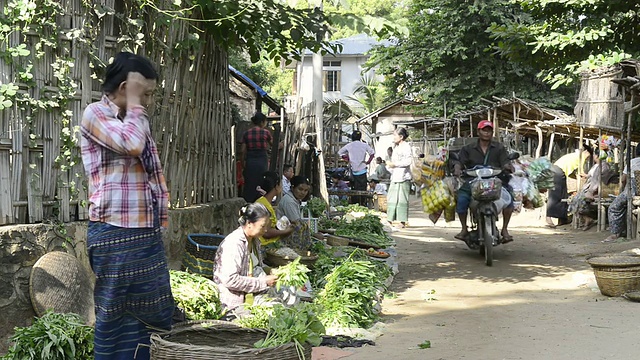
475;168;494;178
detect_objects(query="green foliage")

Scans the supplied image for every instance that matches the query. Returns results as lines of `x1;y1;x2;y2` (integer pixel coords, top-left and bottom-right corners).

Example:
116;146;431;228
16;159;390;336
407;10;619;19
143;0;341;64
346;73;388;115
369;0;574;117
228;49;293;102
271;257;310;292
489;1;640;89
301;196;327;218
1;311;94;360
169;270;224;320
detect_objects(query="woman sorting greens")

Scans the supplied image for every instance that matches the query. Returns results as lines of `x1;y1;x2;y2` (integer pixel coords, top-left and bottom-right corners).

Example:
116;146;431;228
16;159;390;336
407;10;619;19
213;203;278;315
276;175;314;251
254;171;294;246
386;127;413;228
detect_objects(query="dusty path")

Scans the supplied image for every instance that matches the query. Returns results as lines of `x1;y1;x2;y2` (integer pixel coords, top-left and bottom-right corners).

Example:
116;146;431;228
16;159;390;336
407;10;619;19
341;199;640;360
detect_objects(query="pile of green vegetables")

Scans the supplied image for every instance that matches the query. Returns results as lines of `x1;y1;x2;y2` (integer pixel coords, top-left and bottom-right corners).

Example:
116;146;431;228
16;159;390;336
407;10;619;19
301;197;327;218
170;270;223;320
315;254;386;329
324;214;394;248
2;311;94;360
310;244;391;290
256;303;325;360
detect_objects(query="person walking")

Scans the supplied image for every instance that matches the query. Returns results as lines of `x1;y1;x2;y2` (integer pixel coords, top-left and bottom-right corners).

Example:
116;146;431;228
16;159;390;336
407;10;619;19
241;112;273;202
80;52;174;360
386;128;413;228
338;130;375;205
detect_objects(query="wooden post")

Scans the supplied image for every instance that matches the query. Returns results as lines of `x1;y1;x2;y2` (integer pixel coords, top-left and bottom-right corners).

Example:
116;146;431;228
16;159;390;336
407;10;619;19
627;93;635;239
457;118;461;138
469;115;473;137
548;126;556;160
493;107;498;137
577;127;584;190
535;125;543;158
597;128;603;232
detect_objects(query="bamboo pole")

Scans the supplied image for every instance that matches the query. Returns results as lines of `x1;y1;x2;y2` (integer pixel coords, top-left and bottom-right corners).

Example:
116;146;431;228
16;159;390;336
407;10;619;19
597;127;603;232
535;125;543;158
548;126;556;160
627;93;635;239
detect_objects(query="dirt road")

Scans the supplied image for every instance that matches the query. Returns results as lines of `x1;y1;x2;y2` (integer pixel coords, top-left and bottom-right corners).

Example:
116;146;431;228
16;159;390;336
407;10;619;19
343;199;640;360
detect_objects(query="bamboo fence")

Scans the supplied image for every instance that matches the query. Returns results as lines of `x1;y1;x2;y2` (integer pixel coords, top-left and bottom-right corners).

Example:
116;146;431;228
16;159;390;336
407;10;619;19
0;0;235;226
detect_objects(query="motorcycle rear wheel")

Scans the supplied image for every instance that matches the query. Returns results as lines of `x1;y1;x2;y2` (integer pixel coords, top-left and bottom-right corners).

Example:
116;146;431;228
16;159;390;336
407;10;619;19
483;214;494;266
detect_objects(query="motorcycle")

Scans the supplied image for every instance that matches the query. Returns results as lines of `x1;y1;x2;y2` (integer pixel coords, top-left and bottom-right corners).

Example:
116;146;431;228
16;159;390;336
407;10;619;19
456;152;519;266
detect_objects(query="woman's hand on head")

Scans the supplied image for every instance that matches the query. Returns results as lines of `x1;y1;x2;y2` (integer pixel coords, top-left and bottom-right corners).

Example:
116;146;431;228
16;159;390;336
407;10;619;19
125;72;148;105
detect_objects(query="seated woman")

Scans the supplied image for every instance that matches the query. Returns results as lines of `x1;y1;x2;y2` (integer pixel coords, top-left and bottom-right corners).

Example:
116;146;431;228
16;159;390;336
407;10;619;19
570;148;611;231
255;171;294;246
277;176;314;251
213;203;278;315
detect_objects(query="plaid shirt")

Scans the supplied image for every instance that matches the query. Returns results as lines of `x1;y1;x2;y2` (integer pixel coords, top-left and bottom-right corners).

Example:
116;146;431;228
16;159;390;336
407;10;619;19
81;95;169;229
241;127;272;151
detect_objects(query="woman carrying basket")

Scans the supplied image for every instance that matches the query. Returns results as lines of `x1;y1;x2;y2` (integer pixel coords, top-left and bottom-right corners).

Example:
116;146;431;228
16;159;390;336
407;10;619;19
80;52;174;359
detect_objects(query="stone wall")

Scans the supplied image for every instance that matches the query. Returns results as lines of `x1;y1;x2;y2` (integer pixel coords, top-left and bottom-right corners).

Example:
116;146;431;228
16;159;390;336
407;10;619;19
0;197;244;353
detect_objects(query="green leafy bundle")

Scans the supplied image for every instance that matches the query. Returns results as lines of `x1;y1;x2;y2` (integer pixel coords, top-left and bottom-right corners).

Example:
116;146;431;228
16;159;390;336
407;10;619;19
310;246;392;290
235;305;274;329
169;270;223;320
271;257;310;292
1;311;94;360
256;303;325;359
333;214;394;247
301;197;327;218
315;256;385;329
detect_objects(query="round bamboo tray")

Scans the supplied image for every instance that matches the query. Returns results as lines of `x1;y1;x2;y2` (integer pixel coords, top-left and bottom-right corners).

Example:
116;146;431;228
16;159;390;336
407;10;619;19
150;320;311;360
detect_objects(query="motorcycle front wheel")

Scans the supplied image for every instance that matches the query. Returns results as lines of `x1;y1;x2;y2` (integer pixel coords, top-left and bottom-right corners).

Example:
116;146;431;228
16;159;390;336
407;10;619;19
483;214;494;266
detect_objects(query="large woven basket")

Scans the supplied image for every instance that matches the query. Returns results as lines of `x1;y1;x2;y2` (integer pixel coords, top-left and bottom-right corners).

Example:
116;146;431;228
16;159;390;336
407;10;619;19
181;234;225;279
150;320;311;360
587;255;640;297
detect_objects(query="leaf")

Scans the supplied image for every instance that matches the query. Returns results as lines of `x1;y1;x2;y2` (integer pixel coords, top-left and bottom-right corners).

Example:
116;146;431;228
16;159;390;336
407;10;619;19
418;340;431;349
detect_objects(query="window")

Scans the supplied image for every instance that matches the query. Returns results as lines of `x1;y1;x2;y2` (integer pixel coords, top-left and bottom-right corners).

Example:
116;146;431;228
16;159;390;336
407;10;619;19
323;60;341;92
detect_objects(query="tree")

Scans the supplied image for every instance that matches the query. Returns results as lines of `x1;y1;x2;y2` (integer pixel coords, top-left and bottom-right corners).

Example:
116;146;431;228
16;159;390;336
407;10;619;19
489;1;640;89
347;73;388;116
368;0;573;117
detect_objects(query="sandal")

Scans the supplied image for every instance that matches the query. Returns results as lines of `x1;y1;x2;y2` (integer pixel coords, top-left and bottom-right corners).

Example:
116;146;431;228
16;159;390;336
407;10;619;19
501;234;514;244
454;232;470;242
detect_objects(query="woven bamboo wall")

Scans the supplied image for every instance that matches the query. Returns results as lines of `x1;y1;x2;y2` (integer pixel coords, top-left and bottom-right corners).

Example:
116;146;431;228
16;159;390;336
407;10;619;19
574;68;625;131
0;0;234;226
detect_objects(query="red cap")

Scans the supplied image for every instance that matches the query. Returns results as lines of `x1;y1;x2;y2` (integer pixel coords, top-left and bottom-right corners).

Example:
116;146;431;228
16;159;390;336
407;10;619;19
477;120;494;129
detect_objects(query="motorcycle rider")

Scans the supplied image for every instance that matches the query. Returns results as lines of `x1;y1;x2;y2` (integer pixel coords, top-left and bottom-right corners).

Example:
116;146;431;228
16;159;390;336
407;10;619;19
453;120;514;244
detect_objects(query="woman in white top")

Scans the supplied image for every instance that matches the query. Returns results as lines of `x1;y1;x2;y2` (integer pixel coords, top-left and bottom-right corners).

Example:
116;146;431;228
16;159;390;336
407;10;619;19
386;128;413;227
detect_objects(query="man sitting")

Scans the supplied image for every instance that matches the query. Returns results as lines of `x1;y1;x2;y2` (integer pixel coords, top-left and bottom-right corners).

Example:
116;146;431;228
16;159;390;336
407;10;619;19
453;120;514;243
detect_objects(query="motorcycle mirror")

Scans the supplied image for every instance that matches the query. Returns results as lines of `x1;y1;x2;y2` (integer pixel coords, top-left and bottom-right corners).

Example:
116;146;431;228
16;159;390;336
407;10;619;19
508;152;520;160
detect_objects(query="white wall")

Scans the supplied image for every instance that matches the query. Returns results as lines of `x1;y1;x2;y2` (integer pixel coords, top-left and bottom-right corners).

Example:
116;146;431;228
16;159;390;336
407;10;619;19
294;55;376;108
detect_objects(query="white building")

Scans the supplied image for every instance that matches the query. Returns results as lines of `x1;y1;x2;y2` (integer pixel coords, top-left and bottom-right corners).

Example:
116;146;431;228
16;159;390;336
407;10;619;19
286;34;390;113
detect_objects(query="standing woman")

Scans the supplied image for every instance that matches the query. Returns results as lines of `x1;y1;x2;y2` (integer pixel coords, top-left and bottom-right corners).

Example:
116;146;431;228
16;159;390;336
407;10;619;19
241;112;273;202
386;127;413;228
80;52;174;360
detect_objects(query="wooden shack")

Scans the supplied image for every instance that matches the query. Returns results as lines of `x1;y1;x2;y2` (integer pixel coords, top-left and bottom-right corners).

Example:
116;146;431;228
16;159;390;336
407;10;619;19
574;66;626;131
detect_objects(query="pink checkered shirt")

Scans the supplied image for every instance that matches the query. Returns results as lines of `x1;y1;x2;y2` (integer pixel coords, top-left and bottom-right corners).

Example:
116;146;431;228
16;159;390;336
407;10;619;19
81;95;169;229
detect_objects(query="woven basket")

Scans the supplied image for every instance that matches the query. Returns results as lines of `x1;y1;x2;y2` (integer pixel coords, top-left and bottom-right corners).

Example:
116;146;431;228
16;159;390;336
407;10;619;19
587;255;640;297
181;234;225;279
150;320;311;360
374;194;387;212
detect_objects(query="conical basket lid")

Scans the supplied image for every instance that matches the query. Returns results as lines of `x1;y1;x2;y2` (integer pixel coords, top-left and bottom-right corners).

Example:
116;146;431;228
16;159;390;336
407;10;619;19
29;251;95;325
587;255;640;268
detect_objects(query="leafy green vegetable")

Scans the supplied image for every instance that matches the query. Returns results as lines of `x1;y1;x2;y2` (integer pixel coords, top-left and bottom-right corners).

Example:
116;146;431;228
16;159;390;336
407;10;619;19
170;270;223;320
418;340;431;349
271;257;310;292
235;305;274;329
302;197;327;218
324;214;394;247
1;311;94;360
315;253;386;329
256;303;325;360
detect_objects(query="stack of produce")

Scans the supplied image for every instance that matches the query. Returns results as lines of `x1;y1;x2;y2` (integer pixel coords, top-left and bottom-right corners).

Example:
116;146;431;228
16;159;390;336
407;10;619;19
323;214;394;248
526;157;554;190
420;179;454;215
169;270;223;320
420;155;445;186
